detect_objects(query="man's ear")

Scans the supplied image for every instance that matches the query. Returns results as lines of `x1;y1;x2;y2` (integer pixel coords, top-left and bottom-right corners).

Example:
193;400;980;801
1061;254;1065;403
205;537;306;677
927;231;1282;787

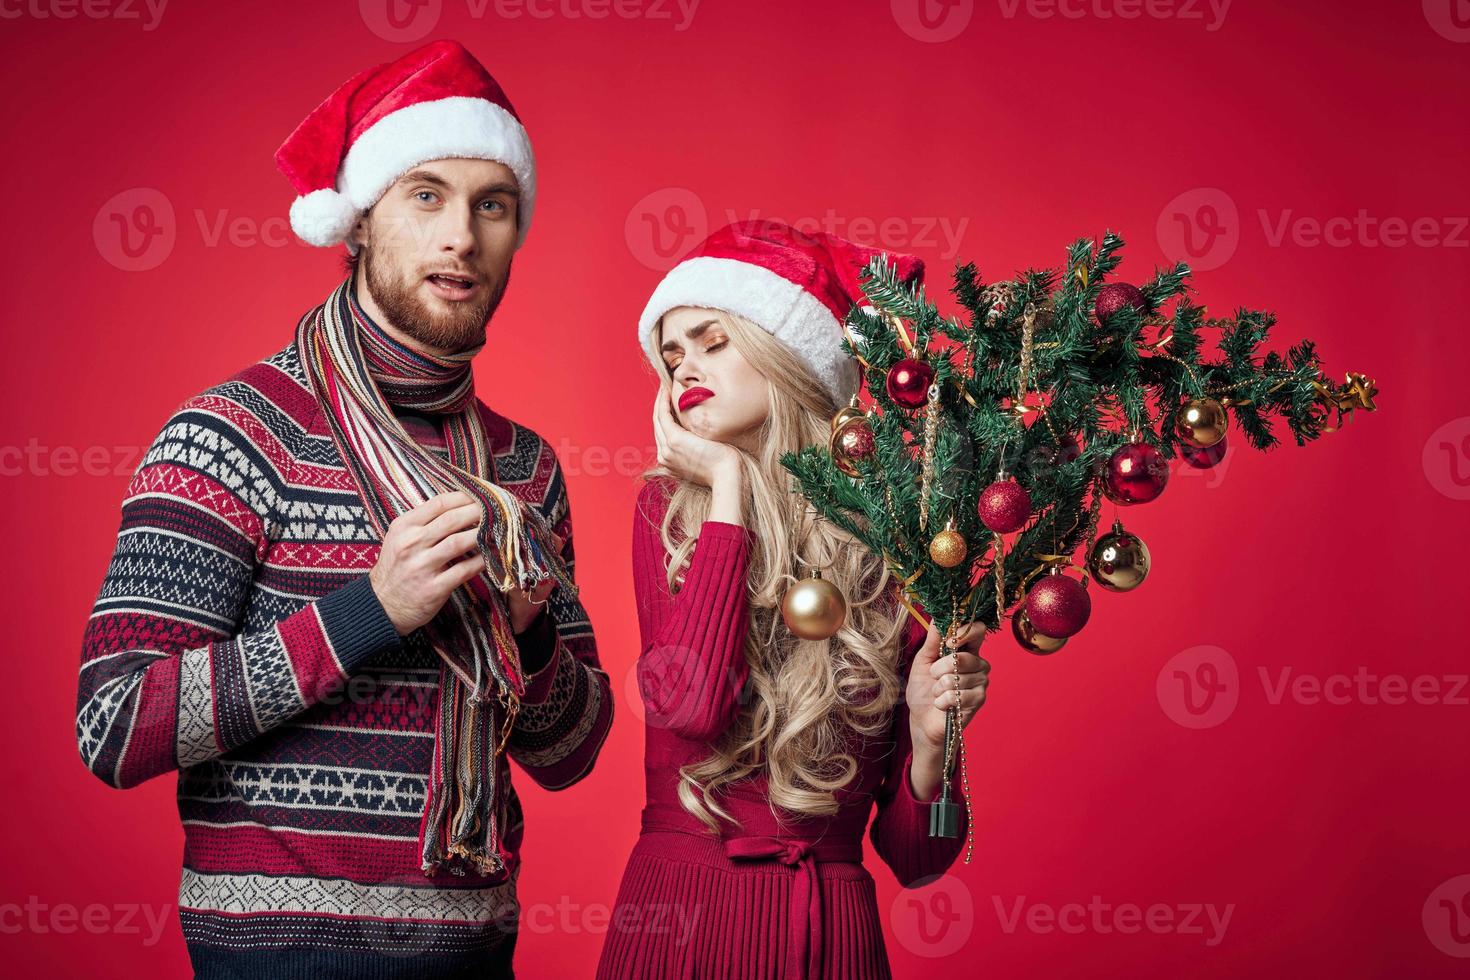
347;208;372;251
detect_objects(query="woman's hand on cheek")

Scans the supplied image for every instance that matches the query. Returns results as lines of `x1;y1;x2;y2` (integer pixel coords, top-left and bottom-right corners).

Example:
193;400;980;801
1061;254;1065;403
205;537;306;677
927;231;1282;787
652;380;743;488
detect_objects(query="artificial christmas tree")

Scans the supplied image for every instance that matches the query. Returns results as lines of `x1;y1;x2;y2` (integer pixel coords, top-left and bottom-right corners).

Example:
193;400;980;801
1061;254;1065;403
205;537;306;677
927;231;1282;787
780;231;1379;855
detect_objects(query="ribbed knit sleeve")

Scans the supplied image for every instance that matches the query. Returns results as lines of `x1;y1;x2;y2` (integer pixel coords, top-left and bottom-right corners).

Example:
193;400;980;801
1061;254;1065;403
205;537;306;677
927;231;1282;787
631;479;752;743
867;621;970;887
76;392;403;790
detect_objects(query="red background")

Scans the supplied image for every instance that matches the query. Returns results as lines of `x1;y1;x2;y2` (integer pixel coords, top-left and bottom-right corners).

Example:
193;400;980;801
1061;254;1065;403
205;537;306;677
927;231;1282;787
2;0;1467;976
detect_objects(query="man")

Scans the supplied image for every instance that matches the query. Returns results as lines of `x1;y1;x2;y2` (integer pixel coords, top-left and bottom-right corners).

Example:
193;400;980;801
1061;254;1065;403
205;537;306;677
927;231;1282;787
76;40;613;978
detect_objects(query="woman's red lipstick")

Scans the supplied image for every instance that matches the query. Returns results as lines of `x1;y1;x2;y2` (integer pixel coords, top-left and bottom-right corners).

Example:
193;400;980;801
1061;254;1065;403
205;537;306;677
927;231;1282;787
678;387;714;412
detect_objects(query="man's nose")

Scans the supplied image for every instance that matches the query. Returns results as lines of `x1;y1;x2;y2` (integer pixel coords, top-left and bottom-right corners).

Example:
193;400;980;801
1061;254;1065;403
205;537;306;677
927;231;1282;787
436;207;478;257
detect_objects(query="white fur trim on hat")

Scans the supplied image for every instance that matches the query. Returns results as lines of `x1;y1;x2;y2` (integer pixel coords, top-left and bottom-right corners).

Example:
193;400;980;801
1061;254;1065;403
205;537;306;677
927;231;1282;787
290;96;537;252
638;255;860;404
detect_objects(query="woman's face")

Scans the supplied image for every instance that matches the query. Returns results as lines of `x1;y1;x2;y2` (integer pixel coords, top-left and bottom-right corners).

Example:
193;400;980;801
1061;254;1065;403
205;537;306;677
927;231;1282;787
659;306;771;449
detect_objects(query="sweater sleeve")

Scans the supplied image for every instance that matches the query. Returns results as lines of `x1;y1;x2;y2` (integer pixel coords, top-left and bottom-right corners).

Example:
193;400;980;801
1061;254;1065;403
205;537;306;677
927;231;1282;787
76;392;403;790
631;479;753;743
868;615;970;887
504;443;614;791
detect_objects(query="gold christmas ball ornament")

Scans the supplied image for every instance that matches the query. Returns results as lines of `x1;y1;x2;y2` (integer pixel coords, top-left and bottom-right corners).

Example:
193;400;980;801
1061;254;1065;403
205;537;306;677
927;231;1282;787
830;404;867;436
1175;397;1228;449
1012;608;1067;655
1087;519;1152;593
928;527;968;569
781;572;848;640
830;417;877;477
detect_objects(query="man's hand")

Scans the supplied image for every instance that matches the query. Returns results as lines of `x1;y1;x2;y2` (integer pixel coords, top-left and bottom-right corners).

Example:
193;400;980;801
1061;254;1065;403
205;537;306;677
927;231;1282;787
506;531;564;634
369;491;489;636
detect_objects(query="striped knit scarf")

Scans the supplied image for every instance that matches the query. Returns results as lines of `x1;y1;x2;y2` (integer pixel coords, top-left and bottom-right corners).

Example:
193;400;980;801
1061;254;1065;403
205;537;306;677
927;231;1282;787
295;276;574;877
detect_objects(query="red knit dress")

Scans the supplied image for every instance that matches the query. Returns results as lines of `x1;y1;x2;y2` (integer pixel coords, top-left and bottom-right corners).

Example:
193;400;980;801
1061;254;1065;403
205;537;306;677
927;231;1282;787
595;480;969;980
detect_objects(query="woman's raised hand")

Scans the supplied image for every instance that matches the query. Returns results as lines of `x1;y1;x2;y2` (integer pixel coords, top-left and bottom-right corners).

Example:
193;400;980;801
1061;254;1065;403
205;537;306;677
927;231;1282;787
652;380;743;489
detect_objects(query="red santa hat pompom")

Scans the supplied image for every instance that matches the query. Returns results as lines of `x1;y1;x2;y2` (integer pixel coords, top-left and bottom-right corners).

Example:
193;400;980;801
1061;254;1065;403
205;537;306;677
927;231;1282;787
275;39;536;252
638;220;925;404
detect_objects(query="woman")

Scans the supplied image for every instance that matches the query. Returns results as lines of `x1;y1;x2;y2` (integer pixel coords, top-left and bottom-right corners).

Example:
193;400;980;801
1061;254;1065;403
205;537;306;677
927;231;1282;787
596;221;990;980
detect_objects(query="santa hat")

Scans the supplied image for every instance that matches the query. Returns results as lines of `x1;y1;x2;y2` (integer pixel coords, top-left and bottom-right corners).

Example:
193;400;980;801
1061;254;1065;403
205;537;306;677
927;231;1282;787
638;220;925;404
274;39;535;252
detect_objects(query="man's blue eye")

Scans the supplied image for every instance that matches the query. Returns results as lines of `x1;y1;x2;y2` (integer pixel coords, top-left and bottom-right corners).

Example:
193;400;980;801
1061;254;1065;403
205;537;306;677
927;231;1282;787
481;200;505;212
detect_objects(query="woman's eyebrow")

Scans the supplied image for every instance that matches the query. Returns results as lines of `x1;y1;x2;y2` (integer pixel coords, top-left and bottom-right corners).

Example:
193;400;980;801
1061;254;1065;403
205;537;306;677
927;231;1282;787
661;320;717;353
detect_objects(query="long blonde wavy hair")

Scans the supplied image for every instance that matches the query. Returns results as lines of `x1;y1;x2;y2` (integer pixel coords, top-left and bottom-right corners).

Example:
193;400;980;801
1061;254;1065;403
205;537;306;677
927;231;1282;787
644;308;908;832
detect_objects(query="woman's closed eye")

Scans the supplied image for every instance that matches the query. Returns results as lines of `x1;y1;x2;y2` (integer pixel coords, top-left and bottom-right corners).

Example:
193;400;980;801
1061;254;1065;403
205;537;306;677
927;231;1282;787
663;339;726;369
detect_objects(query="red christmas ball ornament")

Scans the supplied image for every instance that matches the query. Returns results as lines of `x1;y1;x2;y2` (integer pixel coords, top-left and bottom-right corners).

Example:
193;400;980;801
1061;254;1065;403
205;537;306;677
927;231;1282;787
1102;441;1170;505
1054;432;1083;465
885;358;934;409
978;478;1032;533
1025;571;1091;639
1180;435;1227;469
1094;282;1147;325
840;422;876;459
1021;432;1083;481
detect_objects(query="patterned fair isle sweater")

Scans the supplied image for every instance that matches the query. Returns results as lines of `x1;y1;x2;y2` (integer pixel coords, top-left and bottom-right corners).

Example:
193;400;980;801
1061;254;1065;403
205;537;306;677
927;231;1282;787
76;335;614;979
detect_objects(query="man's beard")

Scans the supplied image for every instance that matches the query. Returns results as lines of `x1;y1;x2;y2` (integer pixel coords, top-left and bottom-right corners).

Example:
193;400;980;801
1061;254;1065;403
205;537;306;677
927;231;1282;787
362;246;510;353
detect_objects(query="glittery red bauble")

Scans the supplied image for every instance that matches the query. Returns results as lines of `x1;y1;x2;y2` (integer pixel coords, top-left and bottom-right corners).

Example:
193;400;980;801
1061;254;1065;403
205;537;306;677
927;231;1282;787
1103;442;1169;505
1180;435;1227;469
1025;574;1091;639
978;479;1032;533
1094;283;1147;325
838;421;876;461
885;359;934;409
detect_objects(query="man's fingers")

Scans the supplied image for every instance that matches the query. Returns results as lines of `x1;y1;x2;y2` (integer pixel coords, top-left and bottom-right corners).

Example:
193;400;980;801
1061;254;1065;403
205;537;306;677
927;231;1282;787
421;502;483;543
437;549;485;587
427;527;481;565
406;490;475;526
